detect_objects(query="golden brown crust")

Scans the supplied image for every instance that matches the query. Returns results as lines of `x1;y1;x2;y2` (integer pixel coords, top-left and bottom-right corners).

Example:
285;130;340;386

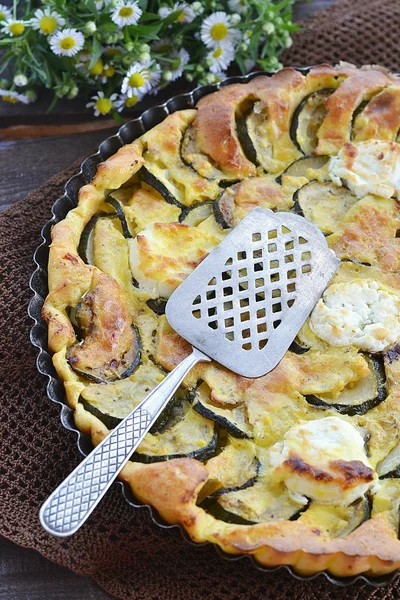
316;68;393;155
194;80;263;178
353;84;400;142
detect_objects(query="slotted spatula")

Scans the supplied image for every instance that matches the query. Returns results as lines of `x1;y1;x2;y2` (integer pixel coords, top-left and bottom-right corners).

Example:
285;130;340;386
40;207;340;536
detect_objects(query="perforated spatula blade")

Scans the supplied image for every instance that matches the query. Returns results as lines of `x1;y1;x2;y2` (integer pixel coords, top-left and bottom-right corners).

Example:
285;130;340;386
167;207;339;377
40;207;340;537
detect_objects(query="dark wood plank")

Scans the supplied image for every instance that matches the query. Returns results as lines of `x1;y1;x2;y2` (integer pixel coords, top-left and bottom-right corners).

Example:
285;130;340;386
0;128;116;211
0;537;113;600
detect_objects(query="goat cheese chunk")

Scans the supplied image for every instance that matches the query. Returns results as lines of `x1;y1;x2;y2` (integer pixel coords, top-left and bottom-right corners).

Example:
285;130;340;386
328;140;400;199
310;280;400;352
129;222;220;298
268;417;378;506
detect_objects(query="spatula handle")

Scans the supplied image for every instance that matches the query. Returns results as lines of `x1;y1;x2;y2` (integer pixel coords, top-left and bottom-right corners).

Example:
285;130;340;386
39;347;210;537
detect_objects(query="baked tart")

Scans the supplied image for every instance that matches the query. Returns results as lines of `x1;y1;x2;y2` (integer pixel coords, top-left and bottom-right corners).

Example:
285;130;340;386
43;63;400;578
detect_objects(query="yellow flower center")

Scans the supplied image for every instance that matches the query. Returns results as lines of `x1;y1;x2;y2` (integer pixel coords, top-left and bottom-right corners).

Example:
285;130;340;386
2;94;18;104
40;16;57;34
103;65;115;77
10;22;24;36
213;48;223;59
176;11;185;22
125;96;139;108
211;23;228;41
89;58;104;76
60;36;76;50
129;72;145;88
95;98;112;115
0;11;7;21
119;7;133;17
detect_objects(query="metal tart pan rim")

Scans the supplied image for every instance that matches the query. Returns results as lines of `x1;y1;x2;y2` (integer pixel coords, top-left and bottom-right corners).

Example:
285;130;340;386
28;67;399;588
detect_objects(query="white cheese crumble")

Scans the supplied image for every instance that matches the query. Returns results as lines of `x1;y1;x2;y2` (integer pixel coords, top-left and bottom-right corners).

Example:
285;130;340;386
310;280;400;352
268;417;379;506
129;222;220;298
328;140;400;199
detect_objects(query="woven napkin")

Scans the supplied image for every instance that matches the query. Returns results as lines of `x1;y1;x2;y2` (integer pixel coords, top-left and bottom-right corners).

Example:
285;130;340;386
2;0;400;598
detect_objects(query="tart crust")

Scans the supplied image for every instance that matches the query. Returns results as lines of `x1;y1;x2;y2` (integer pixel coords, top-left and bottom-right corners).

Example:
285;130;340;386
43;64;400;578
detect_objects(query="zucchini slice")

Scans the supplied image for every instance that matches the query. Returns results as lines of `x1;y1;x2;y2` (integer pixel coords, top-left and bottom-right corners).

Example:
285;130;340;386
236;113;258;166
290;89;334;154
298;497;371;537
293;181;359;234
377;443;400;479
277;155;329;183
146;298;167;315
180;125;238;184
139;166;185;210
205;438;260;493
67;275;142;384
237;107;272;172
132;402;218;463
79;362;178;433
106;197;133;238
213;186;238;229
179;201;214;227
78;213;117;265
201;477;307;525
192;383;252;438
289;339;310;355
70;323;142;384
305;355;387;416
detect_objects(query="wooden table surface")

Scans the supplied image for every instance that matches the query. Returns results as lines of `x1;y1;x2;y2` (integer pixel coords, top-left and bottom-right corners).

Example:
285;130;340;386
0;1;332;598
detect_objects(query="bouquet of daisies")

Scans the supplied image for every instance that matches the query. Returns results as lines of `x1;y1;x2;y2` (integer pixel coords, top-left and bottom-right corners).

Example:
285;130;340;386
0;0;297;118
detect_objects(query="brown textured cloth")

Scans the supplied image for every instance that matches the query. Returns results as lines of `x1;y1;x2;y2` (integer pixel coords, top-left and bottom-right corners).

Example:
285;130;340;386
2;1;400;598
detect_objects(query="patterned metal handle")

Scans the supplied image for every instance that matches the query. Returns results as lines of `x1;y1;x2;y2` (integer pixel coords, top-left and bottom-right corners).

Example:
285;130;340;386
39;348;209;536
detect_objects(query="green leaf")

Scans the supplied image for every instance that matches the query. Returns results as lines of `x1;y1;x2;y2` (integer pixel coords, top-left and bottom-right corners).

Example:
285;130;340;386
89;38;102;69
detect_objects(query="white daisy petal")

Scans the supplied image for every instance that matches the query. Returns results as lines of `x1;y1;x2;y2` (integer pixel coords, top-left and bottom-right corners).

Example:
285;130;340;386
159;2;194;23
29;8;65;35
50;28;85;57
228;0;247;15
200;11;240;49
111;1;142;28
168;48;190;81
86;91;118;117
1;19;28;37
207;45;235;74
0;4;12;22
121;61;158;97
0;88;30;104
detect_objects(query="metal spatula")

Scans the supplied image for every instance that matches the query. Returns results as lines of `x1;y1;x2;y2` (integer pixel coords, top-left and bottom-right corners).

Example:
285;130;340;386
40;207;340;536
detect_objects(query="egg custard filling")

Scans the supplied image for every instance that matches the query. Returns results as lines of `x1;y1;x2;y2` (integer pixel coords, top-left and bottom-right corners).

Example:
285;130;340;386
44;64;400;578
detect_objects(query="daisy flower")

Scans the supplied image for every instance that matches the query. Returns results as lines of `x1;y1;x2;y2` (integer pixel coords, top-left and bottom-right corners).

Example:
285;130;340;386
95;0;113;9
0;4;11;21
0;88;29;104
152;38;174;54
111;1;142;28
159;2;194;23
30;8;65;36
115;92;142;112
168;49;190;81
200;12;240;49
50;28;85;57
86;91;118;116
207;45;235;74
228;0;248;15
121;62;155;97
1;19;28;37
